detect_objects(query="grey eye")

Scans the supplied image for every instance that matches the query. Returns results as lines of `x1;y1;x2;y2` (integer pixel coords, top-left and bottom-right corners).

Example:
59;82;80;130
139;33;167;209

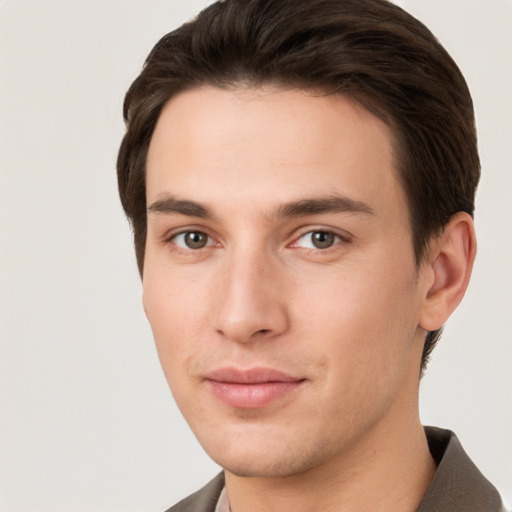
310;231;336;249
185;231;208;249
173;231;212;249
295;230;339;249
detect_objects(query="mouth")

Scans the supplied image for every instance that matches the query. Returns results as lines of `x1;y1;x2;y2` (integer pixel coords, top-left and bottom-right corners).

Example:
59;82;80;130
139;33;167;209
204;367;306;409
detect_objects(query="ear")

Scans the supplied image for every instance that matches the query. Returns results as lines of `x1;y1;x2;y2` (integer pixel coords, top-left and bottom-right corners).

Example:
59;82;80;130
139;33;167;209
419;212;477;331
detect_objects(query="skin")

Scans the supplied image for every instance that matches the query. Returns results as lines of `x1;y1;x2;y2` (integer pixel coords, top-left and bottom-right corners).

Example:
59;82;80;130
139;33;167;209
143;86;476;512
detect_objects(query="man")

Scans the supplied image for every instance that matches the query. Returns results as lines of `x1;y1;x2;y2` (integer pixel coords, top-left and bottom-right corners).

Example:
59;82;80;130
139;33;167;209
116;0;506;510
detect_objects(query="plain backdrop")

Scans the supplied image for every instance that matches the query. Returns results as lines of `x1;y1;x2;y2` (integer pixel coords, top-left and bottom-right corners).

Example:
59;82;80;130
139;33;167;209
1;1;511;511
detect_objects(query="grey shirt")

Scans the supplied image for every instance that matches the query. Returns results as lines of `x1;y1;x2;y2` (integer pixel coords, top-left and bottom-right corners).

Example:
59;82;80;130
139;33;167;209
166;427;506;512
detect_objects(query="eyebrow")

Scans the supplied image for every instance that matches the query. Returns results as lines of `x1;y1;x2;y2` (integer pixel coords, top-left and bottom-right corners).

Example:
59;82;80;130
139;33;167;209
147;195;215;219
147;193;374;220
275;194;375;218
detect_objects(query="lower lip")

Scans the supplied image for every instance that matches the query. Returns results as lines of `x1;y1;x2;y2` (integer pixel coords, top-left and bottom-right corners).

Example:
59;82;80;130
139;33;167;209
206;380;305;409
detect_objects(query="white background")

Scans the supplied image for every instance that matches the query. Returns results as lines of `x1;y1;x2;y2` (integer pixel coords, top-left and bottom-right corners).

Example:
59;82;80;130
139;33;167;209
1;1;510;510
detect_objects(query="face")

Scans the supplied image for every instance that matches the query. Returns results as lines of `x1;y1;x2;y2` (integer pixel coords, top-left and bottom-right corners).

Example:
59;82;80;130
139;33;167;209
143;86;430;478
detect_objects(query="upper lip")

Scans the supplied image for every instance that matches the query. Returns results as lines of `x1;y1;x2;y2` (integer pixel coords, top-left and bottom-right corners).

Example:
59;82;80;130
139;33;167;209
204;367;303;384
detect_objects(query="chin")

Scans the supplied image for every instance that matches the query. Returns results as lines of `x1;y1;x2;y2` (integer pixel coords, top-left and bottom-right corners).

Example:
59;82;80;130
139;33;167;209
218;454;311;479
202;430;334;479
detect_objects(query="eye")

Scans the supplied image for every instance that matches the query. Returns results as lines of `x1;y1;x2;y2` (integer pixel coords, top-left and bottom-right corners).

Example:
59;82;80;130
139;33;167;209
293;230;342;250
171;231;215;250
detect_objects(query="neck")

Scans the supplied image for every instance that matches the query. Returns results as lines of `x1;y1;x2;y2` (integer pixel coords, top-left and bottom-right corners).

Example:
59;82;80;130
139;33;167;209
224;357;436;512
225;424;435;512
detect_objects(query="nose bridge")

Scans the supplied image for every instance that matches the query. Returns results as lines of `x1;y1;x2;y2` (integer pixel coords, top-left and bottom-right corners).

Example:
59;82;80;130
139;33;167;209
214;243;288;342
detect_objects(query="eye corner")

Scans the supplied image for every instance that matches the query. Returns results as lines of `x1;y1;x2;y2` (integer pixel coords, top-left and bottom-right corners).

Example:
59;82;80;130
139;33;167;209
289;229;352;251
167;229;220;252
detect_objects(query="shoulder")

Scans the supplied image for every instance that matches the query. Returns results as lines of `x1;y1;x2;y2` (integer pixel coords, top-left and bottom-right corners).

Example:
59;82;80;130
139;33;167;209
164;473;225;512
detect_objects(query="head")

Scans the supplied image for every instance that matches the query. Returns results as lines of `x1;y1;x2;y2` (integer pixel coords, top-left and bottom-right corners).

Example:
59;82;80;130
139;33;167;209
118;0;479;481
117;0;479;375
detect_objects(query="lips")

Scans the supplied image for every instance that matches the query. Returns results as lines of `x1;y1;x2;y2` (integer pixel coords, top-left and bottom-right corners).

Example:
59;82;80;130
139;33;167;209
204;367;306;409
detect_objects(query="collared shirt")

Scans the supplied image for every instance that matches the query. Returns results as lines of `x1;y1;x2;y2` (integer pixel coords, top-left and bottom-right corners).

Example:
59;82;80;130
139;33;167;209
167;427;507;512
214;486;230;512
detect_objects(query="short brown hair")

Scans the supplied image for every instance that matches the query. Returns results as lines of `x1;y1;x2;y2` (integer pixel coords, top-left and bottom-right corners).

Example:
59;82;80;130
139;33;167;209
117;0;480;372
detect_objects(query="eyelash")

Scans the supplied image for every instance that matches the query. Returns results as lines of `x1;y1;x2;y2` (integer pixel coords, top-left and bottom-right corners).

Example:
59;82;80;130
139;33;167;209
289;229;350;251
165;228;350;254
167;230;218;251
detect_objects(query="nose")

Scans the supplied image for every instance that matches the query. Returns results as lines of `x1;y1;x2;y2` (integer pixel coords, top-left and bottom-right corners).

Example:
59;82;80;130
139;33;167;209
214;250;289;343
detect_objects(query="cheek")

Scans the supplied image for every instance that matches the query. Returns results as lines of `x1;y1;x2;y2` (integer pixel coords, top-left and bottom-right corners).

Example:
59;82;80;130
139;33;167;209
297;256;417;334
143;279;210;424
294;254;420;385
142;267;211;381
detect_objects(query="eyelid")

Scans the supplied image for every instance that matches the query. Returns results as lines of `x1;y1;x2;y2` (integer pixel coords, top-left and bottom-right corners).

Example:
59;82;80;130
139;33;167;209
164;226;220;250
160;225;351;251
289;227;352;249
174;232;215;249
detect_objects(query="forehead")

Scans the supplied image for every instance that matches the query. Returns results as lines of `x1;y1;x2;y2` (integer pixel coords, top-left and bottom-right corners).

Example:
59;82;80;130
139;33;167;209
146;86;405;219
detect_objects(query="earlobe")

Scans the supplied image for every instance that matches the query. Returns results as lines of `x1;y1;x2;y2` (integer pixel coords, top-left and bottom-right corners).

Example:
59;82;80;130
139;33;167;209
419;212;477;331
